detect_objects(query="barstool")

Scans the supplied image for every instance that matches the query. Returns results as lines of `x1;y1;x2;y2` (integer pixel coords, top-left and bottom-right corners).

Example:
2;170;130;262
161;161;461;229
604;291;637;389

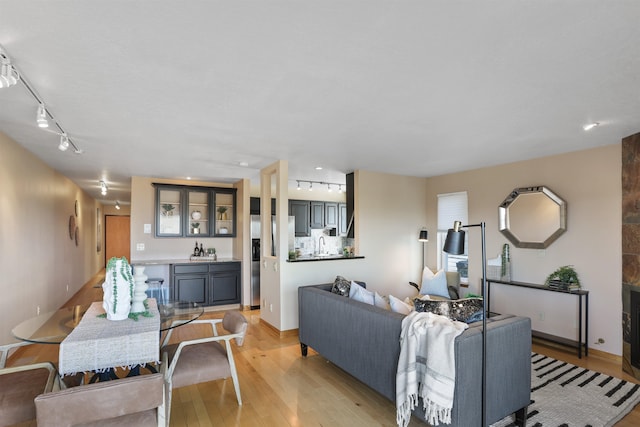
145;278;168;305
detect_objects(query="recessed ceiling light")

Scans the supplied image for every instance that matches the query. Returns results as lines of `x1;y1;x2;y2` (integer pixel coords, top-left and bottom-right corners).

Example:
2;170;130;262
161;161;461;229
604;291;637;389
315;166;323;170
186;177;192;180
583;122;599;131
239;161;249;167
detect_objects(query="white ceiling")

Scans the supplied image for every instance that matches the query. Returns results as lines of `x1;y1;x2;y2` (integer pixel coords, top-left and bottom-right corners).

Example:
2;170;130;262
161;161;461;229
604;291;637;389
1;1;639;205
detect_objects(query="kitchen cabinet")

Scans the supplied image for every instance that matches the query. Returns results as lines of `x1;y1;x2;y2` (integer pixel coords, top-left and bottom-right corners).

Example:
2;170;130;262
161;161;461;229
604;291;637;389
171;264;209;304
171;261;241;306
187;188;210;237
338;203;347;236
155;184;237;238
157;187;183;236
289;200;311;237
310;201;325;229
210;262;241;305
250;197;277;215
324;202;338;229
213;189;236;237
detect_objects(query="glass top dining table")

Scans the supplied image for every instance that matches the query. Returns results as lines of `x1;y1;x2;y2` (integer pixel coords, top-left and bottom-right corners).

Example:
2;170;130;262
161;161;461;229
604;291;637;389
11;300;204;344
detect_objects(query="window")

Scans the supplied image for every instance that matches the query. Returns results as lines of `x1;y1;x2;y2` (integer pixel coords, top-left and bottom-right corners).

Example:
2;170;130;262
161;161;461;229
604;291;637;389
437;192;468;282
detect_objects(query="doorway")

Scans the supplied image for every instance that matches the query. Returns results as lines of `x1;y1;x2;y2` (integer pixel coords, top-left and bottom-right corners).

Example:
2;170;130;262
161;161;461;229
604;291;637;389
105;215;130;262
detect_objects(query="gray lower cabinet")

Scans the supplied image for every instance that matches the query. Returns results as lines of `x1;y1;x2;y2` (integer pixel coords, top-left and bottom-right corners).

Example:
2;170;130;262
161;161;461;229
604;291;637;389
210;263;241;305
171;261;241;306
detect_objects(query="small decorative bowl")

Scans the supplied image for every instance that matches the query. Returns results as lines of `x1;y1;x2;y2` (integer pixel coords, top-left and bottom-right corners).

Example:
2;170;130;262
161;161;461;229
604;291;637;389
191;210;202;220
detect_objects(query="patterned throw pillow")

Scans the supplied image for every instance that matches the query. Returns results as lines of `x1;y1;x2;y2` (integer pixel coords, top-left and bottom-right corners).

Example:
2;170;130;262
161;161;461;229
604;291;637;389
331;276;352;296
413;297;484;323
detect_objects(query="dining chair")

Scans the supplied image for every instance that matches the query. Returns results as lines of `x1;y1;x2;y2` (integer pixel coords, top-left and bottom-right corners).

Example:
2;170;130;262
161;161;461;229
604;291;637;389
35;371;167;427
0;341;31;368
161;310;248;415
0;361;60;426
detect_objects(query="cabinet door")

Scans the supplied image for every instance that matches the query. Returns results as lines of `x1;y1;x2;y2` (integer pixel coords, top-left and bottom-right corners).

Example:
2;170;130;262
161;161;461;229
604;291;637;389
213;189;236;237
338;203;347;236
210;272;240;305
324;202;338;228
310;201;325;229
289;200;310;237
186;189;210;237
156;187;183;236
173;274;208;304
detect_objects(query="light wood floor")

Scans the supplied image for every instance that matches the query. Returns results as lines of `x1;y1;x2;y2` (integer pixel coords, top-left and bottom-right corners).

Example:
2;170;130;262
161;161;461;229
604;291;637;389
6;272;640;426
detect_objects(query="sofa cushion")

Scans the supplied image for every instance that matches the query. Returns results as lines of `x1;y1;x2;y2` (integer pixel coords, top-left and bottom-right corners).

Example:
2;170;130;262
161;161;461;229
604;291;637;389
419;268;450;299
349;282;375;305
331;276;352;296
374;292;390;310
413;297;483;323
389;295;413;314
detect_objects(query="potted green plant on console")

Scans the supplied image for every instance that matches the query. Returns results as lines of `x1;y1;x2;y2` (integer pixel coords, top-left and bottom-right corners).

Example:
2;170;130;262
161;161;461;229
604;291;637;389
544;265;580;291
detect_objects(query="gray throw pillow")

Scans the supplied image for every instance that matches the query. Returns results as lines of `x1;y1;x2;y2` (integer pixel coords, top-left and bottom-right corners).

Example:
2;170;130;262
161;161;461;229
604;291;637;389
412;297;484;323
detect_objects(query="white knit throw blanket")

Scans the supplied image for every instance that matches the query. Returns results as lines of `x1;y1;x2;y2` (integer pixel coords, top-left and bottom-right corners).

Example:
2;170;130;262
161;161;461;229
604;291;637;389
396;311;468;427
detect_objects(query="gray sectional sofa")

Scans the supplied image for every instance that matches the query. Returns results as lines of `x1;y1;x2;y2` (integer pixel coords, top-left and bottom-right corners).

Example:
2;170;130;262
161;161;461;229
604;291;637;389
298;283;531;426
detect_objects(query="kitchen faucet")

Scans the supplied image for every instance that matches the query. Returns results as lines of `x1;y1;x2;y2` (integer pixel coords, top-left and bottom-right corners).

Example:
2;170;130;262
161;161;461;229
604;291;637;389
318;236;325;254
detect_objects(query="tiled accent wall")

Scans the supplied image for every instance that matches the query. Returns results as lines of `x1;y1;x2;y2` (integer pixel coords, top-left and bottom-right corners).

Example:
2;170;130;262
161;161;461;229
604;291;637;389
622;131;640;379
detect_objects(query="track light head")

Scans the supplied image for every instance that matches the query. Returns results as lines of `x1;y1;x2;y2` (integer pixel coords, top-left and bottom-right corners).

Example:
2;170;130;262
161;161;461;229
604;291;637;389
58;134;69;151
115;201;121;210
100;180;108;196
36;104;48;128
0;50;19;88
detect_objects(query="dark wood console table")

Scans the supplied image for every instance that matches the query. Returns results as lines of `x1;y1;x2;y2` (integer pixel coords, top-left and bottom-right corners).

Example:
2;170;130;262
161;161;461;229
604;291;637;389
487;279;589;358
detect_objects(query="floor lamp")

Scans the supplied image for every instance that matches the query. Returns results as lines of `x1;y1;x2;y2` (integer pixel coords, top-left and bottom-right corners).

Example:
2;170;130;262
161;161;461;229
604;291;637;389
443;220;487;427
418;229;428;270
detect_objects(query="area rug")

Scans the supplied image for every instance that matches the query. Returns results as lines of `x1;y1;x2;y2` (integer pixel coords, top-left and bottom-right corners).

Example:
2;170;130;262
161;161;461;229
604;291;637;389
491;352;640;427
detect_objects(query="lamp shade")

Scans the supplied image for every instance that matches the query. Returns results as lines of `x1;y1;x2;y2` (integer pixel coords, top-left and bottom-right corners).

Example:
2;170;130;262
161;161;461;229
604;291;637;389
418;230;428;242
443;221;465;254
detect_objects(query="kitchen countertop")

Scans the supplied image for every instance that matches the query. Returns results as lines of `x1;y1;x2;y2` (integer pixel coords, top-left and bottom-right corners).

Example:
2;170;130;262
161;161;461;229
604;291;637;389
287;255;365;262
131;258;241;265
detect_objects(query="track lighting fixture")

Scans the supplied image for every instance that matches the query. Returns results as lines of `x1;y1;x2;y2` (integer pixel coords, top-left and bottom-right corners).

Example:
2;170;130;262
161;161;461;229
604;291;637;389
0;43;82;154
100;181;108;196
115;201;121;210
58;134;69;151
36;104;49;128
293;180;345;193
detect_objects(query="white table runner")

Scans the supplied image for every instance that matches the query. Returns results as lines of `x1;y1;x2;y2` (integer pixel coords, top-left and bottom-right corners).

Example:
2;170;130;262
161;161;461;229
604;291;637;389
59;299;160;376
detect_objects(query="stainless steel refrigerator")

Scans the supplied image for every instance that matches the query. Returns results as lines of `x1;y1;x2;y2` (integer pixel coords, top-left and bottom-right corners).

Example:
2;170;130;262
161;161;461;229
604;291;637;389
250;215;295;309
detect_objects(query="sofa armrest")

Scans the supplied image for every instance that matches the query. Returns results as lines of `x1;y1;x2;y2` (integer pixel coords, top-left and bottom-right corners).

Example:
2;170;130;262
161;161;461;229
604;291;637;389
452;316;531;424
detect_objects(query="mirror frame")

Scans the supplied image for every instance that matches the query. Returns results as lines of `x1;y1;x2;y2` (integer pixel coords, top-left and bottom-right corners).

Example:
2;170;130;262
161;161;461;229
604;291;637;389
498;186;567;249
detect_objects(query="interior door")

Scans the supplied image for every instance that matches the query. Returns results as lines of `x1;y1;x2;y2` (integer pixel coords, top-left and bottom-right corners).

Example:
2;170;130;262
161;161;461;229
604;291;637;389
105;215;130;263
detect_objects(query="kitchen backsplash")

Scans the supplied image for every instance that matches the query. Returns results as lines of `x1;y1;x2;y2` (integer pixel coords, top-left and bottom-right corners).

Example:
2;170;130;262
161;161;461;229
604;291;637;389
295;228;353;257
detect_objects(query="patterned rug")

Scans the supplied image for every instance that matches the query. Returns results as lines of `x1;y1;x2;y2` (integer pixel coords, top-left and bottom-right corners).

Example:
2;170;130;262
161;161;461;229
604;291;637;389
491;353;640;427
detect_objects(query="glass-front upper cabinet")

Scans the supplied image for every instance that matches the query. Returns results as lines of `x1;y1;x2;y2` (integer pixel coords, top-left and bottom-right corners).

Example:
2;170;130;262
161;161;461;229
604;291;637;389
157;188;183;236
155;184;237;238
187;189;210;237
214;189;236;237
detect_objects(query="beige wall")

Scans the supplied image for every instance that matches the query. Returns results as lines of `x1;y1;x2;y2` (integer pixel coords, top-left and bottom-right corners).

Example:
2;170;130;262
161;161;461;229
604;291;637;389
424;144;621;355
0;132;103;343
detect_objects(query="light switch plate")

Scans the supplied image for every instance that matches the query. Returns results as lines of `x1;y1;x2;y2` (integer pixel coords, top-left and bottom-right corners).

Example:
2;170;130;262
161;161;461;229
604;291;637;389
143;224;151;234
136;243;145;251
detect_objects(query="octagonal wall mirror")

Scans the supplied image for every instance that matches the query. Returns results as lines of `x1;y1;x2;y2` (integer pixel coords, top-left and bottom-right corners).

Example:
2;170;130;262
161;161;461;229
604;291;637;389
498;186;567;249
